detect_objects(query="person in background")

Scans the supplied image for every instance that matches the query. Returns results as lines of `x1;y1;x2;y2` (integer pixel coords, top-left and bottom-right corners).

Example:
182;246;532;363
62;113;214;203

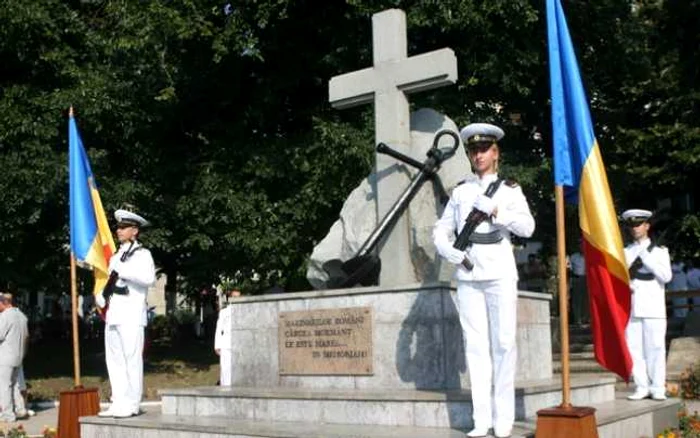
568;242;589;325
215;290;241;386
2;294;35;418
687;260;700;309
621;209;672;401
0;293;30;423
668;261;689;318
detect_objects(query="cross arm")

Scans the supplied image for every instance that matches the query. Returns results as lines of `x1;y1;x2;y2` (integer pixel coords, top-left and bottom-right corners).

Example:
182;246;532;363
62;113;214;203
329;48;458;110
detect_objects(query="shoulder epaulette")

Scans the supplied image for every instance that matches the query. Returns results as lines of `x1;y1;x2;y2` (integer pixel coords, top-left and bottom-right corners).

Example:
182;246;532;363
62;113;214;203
504;179;519;187
455;179;467;186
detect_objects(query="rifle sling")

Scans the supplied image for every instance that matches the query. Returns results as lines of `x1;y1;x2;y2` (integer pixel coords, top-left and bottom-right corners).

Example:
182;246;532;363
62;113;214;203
453;178;504;250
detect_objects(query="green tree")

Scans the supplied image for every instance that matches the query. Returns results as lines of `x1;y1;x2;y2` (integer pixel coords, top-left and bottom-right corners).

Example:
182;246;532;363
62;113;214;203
1;0;697;301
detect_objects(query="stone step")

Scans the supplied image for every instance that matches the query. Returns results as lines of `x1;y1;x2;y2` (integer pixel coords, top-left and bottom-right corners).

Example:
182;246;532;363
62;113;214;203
552;351;595;361
566;343;595;353
81;413;535;438
79;390;680;438
553;359;608;374
144;376;615;430
582;389;680;438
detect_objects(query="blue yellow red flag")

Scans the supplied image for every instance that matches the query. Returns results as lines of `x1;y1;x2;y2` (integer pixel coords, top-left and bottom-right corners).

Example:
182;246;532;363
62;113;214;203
69;108;115;296
546;0;632;381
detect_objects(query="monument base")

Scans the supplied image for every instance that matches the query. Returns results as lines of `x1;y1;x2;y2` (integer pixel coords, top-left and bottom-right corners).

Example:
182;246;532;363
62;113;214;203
80;391;680;438
155;375;613;428
57;386;100;438
79;284;679;437
535;406;598;438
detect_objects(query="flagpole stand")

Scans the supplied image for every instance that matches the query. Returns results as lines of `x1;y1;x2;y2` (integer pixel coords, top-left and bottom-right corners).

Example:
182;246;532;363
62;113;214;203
57;386;100;438
57;253;100;438
536;406;598;438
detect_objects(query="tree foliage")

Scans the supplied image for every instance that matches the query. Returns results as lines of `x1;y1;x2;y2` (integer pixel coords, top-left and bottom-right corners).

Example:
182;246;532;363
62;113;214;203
1;0;698;297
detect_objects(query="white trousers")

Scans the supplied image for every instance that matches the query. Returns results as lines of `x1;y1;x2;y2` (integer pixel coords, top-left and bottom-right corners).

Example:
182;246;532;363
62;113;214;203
626;317;666;395
457;279;518;432
220;349;232;386
0;365;26;422
105;324;144;414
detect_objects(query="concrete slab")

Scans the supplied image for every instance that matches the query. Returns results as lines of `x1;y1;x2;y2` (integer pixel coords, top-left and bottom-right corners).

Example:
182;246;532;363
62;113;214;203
81;413;535;438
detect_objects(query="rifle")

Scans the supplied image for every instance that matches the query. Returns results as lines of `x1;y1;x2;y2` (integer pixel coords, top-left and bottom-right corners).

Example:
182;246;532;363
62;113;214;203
102;240;138;306
452;178;503;270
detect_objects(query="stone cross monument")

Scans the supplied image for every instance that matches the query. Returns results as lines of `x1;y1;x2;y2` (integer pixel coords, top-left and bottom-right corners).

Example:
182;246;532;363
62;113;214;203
329;8;458;286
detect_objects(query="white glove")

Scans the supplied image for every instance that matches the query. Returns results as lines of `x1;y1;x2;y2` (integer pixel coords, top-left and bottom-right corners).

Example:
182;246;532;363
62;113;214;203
473;194;496;215
445;248;467;265
96;293;106;308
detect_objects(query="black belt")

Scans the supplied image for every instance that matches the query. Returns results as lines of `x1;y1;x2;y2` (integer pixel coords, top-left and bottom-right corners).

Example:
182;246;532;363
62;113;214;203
468;231;503;245
112;286;130;295
632;272;655;281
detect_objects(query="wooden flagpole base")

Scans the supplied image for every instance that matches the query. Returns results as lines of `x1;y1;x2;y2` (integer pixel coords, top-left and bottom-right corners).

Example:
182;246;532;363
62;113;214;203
57;386;100;438
535;405;598;438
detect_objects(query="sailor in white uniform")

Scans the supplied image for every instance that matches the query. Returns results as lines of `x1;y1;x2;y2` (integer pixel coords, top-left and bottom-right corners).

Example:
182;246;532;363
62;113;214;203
214;290;240;386
97;208;156;417
433;123;535;438
622;209;672;401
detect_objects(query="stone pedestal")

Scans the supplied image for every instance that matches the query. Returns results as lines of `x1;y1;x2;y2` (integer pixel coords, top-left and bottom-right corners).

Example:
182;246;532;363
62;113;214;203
224;283;553;390
81;283;681;438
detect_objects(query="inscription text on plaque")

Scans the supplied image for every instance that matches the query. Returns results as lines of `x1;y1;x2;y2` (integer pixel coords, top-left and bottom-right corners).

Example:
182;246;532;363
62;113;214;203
278;307;373;375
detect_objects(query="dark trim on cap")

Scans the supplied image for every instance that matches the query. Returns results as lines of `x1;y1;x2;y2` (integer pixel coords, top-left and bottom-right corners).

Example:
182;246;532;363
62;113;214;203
467;134;497;144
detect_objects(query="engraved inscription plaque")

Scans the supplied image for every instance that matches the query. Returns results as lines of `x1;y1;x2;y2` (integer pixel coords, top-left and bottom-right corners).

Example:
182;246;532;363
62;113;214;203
278;307;373;375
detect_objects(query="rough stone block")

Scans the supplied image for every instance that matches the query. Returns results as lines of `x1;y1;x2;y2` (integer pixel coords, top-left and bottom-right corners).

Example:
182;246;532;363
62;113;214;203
667;337;700;378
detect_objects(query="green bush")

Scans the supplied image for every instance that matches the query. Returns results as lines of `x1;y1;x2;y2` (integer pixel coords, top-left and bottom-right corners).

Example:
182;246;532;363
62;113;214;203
680;364;700;400
169;309;198;341
148;314;174;340
0;424;28;437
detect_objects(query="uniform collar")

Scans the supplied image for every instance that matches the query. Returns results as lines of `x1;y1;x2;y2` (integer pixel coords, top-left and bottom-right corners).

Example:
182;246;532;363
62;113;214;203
634;237;651;247
119;240;141;251
478;173;499;187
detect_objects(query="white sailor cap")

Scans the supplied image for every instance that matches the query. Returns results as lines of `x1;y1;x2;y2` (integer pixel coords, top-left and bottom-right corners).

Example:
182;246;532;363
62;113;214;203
459;123;505;146
621;209;652;224
115;209;149;228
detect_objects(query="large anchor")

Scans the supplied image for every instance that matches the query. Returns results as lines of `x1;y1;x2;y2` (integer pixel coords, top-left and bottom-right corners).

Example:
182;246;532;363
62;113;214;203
323;130;460;289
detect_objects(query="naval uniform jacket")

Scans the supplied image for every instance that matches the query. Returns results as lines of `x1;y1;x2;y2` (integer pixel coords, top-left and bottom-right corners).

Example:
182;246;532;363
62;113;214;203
434;173;535;284
104;241;156;327
624;238;672;318
0;307;29;367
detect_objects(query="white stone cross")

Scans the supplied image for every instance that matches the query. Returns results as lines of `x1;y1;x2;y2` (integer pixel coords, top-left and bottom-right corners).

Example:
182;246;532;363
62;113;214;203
328;8;457;287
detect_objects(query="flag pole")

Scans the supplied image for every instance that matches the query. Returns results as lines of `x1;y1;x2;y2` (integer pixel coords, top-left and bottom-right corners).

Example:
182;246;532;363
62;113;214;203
534;194;598;438
58;107;100;438
69;106;82;388
555;185;571;407
70;253;82;387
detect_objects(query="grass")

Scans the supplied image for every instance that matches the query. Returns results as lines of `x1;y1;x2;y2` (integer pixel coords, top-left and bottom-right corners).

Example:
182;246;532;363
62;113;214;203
23;332;219;402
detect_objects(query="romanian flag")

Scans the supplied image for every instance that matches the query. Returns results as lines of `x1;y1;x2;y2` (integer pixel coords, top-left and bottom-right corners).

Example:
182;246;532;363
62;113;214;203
546;0;632;381
69;108;116;298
